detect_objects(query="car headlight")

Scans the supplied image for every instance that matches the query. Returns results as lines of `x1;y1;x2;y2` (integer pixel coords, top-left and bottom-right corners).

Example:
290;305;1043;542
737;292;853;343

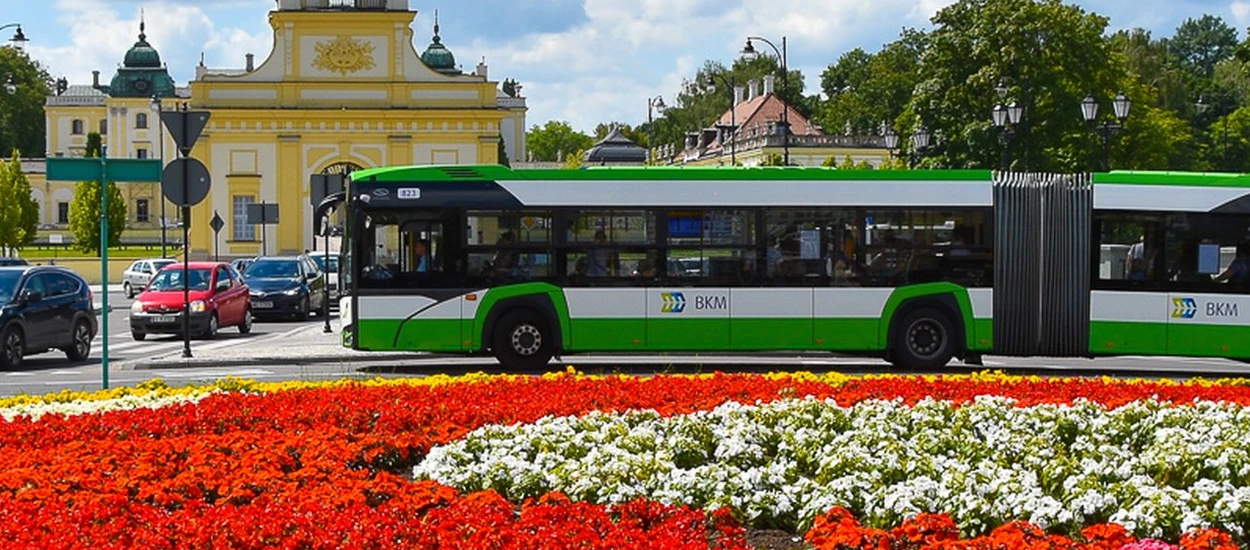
189;300;207;313
131;302;145;314
283;288;301;296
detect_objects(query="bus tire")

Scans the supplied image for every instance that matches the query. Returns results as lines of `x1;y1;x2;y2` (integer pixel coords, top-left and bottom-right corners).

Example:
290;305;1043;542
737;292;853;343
891;307;957;369
492;309;554;371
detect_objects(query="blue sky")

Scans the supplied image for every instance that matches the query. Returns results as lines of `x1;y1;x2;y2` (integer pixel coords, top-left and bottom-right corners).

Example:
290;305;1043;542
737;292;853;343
9;0;1250;133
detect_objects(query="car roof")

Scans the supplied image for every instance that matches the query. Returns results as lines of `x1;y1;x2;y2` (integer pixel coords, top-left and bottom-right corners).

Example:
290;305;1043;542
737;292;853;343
0;265;85;277
158;262;229;270
253;256;302;261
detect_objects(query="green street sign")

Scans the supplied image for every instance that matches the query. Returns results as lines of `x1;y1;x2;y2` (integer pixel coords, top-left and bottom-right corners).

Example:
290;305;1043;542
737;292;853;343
46;158;163;182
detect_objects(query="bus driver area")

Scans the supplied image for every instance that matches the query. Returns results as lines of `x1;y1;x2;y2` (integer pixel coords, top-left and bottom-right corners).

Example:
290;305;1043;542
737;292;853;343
328;165;1250;370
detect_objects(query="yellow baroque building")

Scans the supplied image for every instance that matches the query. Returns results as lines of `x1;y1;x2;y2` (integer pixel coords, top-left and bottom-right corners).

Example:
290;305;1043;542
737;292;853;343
37;0;527;259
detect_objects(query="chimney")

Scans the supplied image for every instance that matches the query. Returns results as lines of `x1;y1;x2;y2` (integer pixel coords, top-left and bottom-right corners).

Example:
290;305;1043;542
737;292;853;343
476;57;488;78
92;70;100;88
733;85;745;105
245;53;255;72
748;80;759;101
763;74;776;96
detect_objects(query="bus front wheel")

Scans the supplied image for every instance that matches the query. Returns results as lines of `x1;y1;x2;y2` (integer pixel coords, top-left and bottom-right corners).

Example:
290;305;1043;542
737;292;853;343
891;307;957;370
492;309;554;370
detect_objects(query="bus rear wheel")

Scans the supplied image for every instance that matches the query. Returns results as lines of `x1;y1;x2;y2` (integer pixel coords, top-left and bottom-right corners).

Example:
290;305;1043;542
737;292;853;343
492;309;554;371
891;307;957;369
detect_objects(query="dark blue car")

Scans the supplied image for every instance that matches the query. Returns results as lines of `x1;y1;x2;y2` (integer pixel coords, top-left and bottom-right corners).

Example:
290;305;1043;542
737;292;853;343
0;266;97;370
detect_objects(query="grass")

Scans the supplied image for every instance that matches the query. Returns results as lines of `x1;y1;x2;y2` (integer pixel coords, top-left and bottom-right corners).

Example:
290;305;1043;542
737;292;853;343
18;246;169;260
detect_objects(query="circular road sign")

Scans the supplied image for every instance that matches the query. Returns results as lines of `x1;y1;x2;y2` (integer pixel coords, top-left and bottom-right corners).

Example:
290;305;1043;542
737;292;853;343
161;158;212;207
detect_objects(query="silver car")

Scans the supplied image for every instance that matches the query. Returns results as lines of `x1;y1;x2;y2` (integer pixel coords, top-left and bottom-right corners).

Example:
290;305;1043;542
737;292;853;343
122;259;177;298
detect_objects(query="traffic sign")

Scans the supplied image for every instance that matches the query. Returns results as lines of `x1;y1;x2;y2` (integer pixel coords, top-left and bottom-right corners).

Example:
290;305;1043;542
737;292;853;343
310;173;346;207
160;110;211;157
210;212;225;234
46;157;161;182
246;203;280;225
162;157;211;207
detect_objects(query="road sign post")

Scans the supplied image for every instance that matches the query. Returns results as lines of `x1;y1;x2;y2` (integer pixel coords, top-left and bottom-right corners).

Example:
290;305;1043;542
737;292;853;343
311;173;345;334
245;203;280;257
45;155;161;390
159;107;212;359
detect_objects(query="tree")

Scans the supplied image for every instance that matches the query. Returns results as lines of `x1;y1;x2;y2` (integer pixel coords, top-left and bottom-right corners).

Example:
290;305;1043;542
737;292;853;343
1170;15;1238;79
562;149;586;170
816;30;928;138
497;135;510;167
911;0;1124;172
526;121;594;162
1109;29;1191;113
0;151;39;253
0;46;52;158
68;133;127;255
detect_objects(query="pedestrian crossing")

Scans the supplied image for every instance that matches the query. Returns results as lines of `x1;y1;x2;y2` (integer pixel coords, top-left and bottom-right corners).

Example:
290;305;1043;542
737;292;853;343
89;335;259;362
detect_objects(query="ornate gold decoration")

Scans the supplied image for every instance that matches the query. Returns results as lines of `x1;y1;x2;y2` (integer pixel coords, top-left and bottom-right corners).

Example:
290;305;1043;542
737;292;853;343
312;35;376;75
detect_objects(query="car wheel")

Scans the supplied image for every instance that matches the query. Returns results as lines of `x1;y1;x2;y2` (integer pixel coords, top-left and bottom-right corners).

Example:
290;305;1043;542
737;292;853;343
491;309;554;371
1;326;24;370
64;320;92;362
132;331;147;341
202;314;219;340
890;307;957;370
239;309;253;335
123;282;133;299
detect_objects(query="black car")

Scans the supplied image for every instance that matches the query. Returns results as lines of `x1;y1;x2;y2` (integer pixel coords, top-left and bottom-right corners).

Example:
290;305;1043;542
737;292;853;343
0;258;29;267
0;266;97;369
242;256;326;320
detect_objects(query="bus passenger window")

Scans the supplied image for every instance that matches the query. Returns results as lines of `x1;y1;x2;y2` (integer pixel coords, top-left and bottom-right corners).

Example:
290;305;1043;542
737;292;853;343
466;210;554;283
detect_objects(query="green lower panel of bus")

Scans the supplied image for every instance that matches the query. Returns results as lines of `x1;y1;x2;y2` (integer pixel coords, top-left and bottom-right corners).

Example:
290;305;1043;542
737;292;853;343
1089;321;1169;355
731;319;814;350
569;319;647;351
973;319;994;352
648;319;730;350
358;319;464;352
1168;324;1250;359
813;318;882;351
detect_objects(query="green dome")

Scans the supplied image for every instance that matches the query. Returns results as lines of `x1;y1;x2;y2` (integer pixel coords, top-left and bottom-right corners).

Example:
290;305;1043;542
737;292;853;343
421;14;460;74
123;23;162;68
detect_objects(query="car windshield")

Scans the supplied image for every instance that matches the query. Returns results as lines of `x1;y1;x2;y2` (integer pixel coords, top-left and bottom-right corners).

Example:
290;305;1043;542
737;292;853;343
148;269;212;291
312;256;338;272
152;260;176;270
0;272;21;303
246;260;299;279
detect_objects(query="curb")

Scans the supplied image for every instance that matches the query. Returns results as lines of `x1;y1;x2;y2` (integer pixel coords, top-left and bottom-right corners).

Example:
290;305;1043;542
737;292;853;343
131;353;431;370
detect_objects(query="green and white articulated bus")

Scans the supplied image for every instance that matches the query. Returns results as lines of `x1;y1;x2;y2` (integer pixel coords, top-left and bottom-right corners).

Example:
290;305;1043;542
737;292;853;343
313;165;1250;369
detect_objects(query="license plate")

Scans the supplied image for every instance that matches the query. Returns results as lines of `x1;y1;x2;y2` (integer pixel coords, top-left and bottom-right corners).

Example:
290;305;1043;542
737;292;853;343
254;301;274;309
154;315;177;324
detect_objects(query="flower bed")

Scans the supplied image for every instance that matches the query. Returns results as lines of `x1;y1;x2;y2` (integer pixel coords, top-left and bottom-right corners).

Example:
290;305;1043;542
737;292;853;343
0;372;1246;549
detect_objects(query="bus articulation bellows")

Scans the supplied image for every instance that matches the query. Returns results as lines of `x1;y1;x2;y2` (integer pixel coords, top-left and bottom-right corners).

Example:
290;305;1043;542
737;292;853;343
311;165;1250;369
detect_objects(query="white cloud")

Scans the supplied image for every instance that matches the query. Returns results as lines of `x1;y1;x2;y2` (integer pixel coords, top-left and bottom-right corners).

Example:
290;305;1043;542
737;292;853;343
1233;1;1250;26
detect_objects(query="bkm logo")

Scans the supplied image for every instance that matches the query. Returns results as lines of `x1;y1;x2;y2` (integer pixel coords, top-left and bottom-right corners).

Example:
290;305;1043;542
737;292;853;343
1171;298;1197;319
660;292;686;313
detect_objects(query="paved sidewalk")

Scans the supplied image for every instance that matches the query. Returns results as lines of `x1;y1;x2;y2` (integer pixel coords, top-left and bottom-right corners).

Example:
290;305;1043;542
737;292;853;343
133;323;427;369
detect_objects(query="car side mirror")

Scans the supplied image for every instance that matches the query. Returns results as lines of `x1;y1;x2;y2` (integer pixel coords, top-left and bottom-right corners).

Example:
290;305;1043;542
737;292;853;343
307;272;318;280
21;290;43;304
216;280;231;291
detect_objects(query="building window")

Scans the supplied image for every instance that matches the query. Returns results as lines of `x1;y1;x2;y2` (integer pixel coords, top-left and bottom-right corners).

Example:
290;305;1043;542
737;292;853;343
135;199;150;223
71;120;84;135
136;113;148;129
137;148;148;159
232;195;256;241
57;202;70;225
99;119;108;135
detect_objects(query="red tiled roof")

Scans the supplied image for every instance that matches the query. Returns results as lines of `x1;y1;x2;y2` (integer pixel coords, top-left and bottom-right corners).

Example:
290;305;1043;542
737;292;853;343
709;93;822;149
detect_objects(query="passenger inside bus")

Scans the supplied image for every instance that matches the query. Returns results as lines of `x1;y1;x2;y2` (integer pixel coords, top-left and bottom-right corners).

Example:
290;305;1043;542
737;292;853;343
414;239;431;273
1214;240;1250;285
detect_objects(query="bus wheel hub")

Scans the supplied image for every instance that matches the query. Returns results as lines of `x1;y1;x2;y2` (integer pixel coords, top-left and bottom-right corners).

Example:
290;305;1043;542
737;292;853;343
908;321;943;356
511;325;542;356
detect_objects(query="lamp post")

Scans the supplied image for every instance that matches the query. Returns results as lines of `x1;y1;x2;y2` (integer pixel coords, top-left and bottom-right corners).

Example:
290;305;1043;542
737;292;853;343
990;80;1025;171
3;74;14;95
151;95;168;257
741;35;789;165
880;121;899;163
910;124;931;169
1196;95;1232;171
1081;92;1131;171
646;95;666;165
706;73;738;165
1;24;28;50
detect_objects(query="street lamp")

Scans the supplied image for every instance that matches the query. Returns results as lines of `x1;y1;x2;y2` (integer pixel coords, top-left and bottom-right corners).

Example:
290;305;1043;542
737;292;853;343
880;122;899;163
990;87;1025;171
151;95;169;257
1196;94;1232;171
741;35;789;165
910;124;931;168
646;95;666;165
1082;92;1131;171
1;24;27;50
3;74;15;95
706;73;738;165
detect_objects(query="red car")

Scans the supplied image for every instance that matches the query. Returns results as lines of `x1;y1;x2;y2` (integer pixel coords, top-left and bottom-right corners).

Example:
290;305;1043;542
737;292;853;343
129;262;253;340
